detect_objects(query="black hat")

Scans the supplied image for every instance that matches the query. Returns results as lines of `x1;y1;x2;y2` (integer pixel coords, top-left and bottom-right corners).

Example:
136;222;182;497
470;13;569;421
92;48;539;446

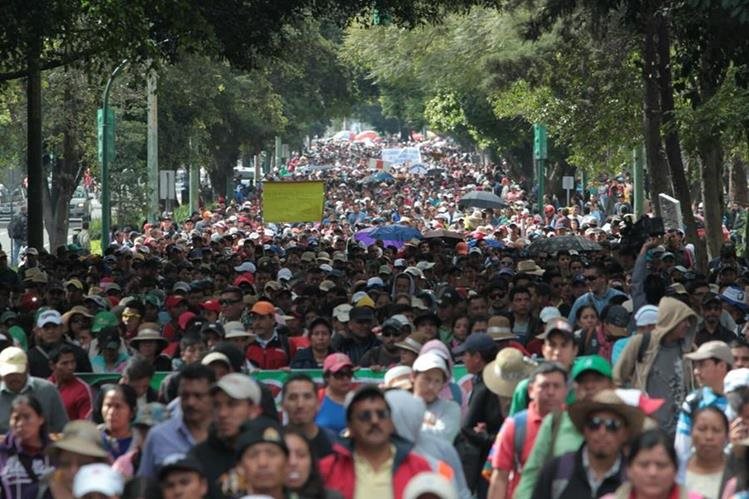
158;454;205;481
414;311;441;328
349;307;375;322
702;292;721;306
236;419;288;458
344;384;389;421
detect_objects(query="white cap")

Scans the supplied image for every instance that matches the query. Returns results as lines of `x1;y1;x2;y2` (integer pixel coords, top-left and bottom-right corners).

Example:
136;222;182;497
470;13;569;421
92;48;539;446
319;263;334;273
539;306;562;324
333;304;352;323
351;291;368;304
416;261;436;271
394;258;407;268
277;268;293;281
73;463;125;498
725;368;749;393
212;373;261;404
0;347;28;376
36;309;63;328
412;352;449;379
403;472;457;499
234;262;256;273
634;305;659;327
367;277;385;288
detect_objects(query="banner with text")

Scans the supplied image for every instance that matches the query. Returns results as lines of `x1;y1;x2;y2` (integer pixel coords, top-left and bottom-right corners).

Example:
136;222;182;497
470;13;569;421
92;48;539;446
381;147;422;165
262;181;325;223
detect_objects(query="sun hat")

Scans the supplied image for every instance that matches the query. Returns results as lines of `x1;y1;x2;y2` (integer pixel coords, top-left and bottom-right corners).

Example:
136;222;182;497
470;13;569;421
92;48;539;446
395;332;430;355
485;315;516;342
50;420;108;458
129;325;168;347
483;348;537;397
516;260;545;276
0;347;28;376
568;389;645;435
73;463;125;498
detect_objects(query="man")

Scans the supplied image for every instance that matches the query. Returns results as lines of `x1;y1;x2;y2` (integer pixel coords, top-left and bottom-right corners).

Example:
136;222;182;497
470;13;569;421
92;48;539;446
454;333;501;498
158;454;209;499
337;306;381;365
320;385;432;499
28;309;91;378
218;286;250;328
189;373;263;499
530;390;644;499
695;292;736;346
282;373;334;458
413;312;441;341
246;300;289;369
0;250;19;289
235;419;290;499
139;363;215;477
48;344;93;421
567;263;627;323
0;346;68;433
614;296;698;438
504;287;541;345
359;317;404;368
731;338;749;369
515;355;615;499
487;363;568;499
674;340;732;480
8;205;27;267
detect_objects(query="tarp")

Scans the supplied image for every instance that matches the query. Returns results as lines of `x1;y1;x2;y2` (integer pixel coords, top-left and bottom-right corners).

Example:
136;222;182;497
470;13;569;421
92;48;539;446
262;181;325;223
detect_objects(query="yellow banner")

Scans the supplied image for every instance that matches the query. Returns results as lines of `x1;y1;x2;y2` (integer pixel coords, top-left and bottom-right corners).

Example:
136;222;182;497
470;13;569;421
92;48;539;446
262;181;325;223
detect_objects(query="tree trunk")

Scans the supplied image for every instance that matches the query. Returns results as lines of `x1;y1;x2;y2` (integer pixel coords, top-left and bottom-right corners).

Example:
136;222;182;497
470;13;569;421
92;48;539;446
730;153;749;206
698;134;725;259
26;41;44;251
641;14;671;215
654;13;706;271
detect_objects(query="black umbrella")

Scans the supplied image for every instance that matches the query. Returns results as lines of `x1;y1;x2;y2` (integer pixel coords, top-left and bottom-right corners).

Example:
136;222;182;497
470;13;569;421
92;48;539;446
527;235;603;255
458;190;507;209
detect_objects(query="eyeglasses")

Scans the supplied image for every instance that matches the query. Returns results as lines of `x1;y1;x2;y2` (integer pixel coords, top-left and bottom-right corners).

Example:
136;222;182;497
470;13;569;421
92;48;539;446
122;312;141;319
585;417;624;433
354;408;390;423
331;370;353;379
220;298;242;306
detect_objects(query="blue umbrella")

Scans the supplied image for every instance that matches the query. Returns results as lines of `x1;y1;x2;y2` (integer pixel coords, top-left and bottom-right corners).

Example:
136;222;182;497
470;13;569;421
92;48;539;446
469;238;503;249
368;224;422;241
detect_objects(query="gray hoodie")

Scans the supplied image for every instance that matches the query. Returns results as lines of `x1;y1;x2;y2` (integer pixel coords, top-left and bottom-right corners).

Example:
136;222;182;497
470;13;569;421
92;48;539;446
385;390;471;499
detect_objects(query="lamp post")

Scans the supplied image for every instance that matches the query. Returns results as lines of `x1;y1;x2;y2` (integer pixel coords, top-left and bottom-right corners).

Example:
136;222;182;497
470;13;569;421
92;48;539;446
100;59;128;246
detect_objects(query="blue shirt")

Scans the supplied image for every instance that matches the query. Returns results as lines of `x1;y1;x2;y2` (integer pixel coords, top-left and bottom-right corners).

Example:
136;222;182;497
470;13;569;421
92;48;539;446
567;288;627;324
315;395;346;435
137;416;199;478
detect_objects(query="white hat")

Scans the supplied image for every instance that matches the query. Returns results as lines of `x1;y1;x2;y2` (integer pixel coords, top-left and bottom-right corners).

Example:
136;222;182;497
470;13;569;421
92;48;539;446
634;305;659;327
725;368;749;393
36;309;63;328
277;268;293;281
333;304;352;323
367;277;385;288
234;262;256;273
383;365;413;390
73;463;124;498
351;291;368;304
0;347;28;377
404;266;424;279
416;261;436;271
403;472;457;499
212;373;261;404
539;306;562;324
412;352;449;379
394;258;407;268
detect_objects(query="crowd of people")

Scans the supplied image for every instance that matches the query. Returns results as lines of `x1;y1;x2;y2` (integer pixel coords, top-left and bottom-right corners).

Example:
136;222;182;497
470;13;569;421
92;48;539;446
1;134;749;499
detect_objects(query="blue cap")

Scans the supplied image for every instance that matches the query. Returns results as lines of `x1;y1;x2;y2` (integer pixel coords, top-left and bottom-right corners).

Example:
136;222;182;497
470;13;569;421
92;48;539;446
453;333;496;355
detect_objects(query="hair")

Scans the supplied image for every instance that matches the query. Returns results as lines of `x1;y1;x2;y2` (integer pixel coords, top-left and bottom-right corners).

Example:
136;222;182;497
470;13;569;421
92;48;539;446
691;406;729;435
529;362;568;385
575;304;599;323
10;395;47;439
121;476;163;499
283;428;328;499
49;343;77;364
99;383;138;423
587;262;608;277
210;342;244;373
282;373;316;398
509;286;531;301
308;317;332;334
124;356;156;381
179;362;216;385
180;331;205;351
627;429;677;468
731;338;749;350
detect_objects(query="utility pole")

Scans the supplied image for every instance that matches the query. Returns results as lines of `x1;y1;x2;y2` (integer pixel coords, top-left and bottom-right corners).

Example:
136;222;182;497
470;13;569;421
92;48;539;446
274;136;283;171
100;60;127;245
147;70;159;221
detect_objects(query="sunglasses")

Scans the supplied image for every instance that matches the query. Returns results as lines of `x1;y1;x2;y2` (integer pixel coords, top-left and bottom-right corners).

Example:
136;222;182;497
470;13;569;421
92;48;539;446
331;370;353;379
354;408;390;423
585;417;624;433
220;298;242;306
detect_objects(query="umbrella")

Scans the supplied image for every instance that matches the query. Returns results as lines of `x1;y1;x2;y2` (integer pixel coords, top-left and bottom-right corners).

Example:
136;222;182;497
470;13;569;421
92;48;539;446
423;229;463;241
468;238;503;249
354;130;380;141
459;190;507;210
359;171;394;184
354;227;409;249
409;164;428;175
527;235;602;255
368;224;422;242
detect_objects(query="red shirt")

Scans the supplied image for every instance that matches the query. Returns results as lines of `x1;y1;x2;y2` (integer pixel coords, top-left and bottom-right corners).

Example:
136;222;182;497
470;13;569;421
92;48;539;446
49;374;93;421
491;401;545;499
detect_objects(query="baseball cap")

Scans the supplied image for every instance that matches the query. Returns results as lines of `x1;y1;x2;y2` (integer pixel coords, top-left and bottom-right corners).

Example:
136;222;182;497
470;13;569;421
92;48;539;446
570;355;613;381
452;333;495;355
332;304;352;323
685;340;734;365
572;274;587;286
403;472;457;499
323;353;353;374
236;420;288;458
201;299;221;314
250;301;275;316
158;454;205;481
234;261;257;273
0;347;28;376
634;305;659;327
349;306;375;322
537;317;574;340
201;351;232;368
212;373;261;404
73;464;124;498
539;306;562;324
412;352;449;379
36;309;62;328
725;368;749;393
367;277;385;289
603;305;630;337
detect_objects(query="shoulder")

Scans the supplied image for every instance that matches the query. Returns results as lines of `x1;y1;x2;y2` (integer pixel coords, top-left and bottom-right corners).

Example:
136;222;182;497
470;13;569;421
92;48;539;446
29;376;57;391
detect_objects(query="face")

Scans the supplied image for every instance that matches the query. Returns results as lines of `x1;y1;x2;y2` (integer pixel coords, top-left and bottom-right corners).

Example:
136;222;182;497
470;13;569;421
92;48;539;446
283;380;319;426
10;402;44;444
582;409;628;459
574;371;612;401
461;351;484;375
691;409;728;461
3;372;27;393
542;333;578;368
181;343;207;364
349;318;373;339
528;371;566;414
584;270;606;294
178;378;213;426
511;292;530;315
693;358;725;389
51;352;77;381
453;317;469;340
670;318;692;340
394;276;411;295
102;390;133;434
325;368;353;395
309;324;331;351
399;349;417;366
577;308;599;330
219;292;245;320
56;451;99;489
40;323;63;345
415;321;438;340
122;307;142;330
137;340;159;358
732;346;749;369
413;368;446;404
468;297;488;318
348;397;394;449
240;443;288;493
214;390;260;439
703;302;722;324
570;262;584;275
161;470;208;499
285;433;312;490
627;445;677;498
126;376;151;398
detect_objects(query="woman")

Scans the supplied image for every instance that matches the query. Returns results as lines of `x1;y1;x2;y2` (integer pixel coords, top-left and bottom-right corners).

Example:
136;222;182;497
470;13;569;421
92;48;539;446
291;318;334;369
98;383;137;460
449;315;470;351
91;326;129;373
686;407;728;499
113;402;169;479
603;429;702;499
128;324;171;371
0;396;53;499
62;305;94;353
574;305;602;355
315;353;353;435
284;429;342;499
411;352;461;442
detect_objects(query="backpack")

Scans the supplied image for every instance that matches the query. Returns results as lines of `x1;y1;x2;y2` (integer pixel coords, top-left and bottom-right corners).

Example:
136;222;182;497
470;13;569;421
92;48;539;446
513;410;529;472
636;330;652;363
549;452;577;499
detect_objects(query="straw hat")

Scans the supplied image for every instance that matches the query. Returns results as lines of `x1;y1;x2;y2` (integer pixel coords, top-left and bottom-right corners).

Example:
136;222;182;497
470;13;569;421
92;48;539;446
516;260;545;276
486;316;516;342
568;389;645;436
483;348;537;397
49;421;108;458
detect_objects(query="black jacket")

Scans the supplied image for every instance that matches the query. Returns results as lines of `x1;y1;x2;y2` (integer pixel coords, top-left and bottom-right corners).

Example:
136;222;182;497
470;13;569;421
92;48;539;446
28;341;92;378
531;446;626;499
188;428;236;499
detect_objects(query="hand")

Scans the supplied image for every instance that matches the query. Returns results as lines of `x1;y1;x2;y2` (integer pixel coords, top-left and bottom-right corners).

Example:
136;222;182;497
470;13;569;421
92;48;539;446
730;417;748;447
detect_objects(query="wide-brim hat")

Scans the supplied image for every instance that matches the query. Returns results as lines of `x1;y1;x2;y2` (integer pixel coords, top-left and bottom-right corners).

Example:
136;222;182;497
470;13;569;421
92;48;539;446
483;348;537;397
49;421;109;459
129;326;168;347
568;389;645;436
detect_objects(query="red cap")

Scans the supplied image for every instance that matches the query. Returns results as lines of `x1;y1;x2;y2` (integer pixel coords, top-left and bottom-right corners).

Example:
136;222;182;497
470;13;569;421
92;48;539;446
178;311;197;330
165;295;187;309
234;274;255;287
201;299;221;314
455;242;469;256
323;353;353;373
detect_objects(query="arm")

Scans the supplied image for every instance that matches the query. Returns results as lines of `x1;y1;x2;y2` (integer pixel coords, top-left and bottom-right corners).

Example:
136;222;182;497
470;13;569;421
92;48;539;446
137;431;158;478
674;402;693;484
631;239;655;312
488;469;509;499
514;414;553;499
